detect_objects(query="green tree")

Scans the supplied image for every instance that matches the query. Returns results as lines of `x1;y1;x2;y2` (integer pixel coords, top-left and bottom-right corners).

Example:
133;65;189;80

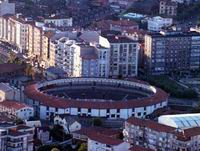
15;118;24;125
51;148;60;151
78;143;87;151
93;118;102;126
8;52;17;63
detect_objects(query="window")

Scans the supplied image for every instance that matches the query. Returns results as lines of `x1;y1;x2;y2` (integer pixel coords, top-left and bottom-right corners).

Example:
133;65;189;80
111;114;115;118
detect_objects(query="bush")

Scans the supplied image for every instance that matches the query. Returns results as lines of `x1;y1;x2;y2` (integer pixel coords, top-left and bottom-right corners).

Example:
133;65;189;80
93;118;102;126
50;125;72;141
143;75;198;99
78;143;87;151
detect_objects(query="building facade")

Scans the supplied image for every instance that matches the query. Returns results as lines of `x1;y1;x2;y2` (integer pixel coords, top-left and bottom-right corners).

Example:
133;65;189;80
0;0;15;16
88;133;130;151
0;124;34;151
159;0;177;17
106;36;139;77
147;16;173;32
0;100;34;120
124;117;200;151
144;31;200;75
24;78;168;120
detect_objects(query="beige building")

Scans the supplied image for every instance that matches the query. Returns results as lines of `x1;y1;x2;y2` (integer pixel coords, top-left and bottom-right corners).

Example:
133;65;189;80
0;15;55;68
27;24;43;61
41;31;55;68
0;15;29;52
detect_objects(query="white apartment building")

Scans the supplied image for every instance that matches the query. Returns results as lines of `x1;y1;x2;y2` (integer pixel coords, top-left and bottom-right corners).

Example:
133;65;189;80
0;100;34;120
106;35;139;77
0;0;15;16
54;37;110;77
0;15;28;52
44;15;73;27
0;83;20;102
88;133;130;151
54;37;80;76
54;115;81;133
80;31;111;77
0;124;34;151
147;16;173;32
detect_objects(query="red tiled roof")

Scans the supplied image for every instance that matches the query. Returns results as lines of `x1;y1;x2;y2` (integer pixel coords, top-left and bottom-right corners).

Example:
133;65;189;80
88;132;124;146
127;117;176;133
0;100;30;110
74;127;119;138
110;20;138;27
127;117;200;142
176;127;200;141
129;146;154;151
24;79;169;109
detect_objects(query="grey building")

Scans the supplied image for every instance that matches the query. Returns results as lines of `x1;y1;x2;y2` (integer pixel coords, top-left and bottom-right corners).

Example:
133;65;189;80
144;31;200;75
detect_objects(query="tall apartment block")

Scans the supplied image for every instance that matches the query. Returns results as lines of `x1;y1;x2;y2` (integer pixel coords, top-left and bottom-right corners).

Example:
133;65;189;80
0;15;55;68
106;36;139;77
54;37;109;77
144;31;200;75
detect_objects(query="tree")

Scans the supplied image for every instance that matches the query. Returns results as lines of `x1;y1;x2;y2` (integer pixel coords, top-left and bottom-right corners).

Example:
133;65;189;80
78;143;87;151
15;118;24;125
93;118;102;127
25;64;35;80
8;52;17;63
51;148;60;151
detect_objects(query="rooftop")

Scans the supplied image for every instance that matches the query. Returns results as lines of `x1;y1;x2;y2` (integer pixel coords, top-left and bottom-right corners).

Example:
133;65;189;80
0;63;24;74
127;117;176;133
0;100;31;110
147;31;200;38
158;113;200;129
88;132;124;146
105;35;137;43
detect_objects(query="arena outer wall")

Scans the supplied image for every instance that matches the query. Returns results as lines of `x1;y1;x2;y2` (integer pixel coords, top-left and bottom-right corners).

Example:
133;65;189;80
24;78;169;120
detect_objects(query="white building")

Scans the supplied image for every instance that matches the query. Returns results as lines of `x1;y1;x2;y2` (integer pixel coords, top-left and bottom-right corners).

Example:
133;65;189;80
44;15;73;27
171;0;192;4
0;100;34;120
36;127;52;144
105;35;139;77
54;37;109;77
0;83;20;102
147;16;173;31
0;15;29;52
0;0;15;16
158;113;200;129
88;133;130;151
54;115;81;133
80;31;111;77
0;124;34;151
